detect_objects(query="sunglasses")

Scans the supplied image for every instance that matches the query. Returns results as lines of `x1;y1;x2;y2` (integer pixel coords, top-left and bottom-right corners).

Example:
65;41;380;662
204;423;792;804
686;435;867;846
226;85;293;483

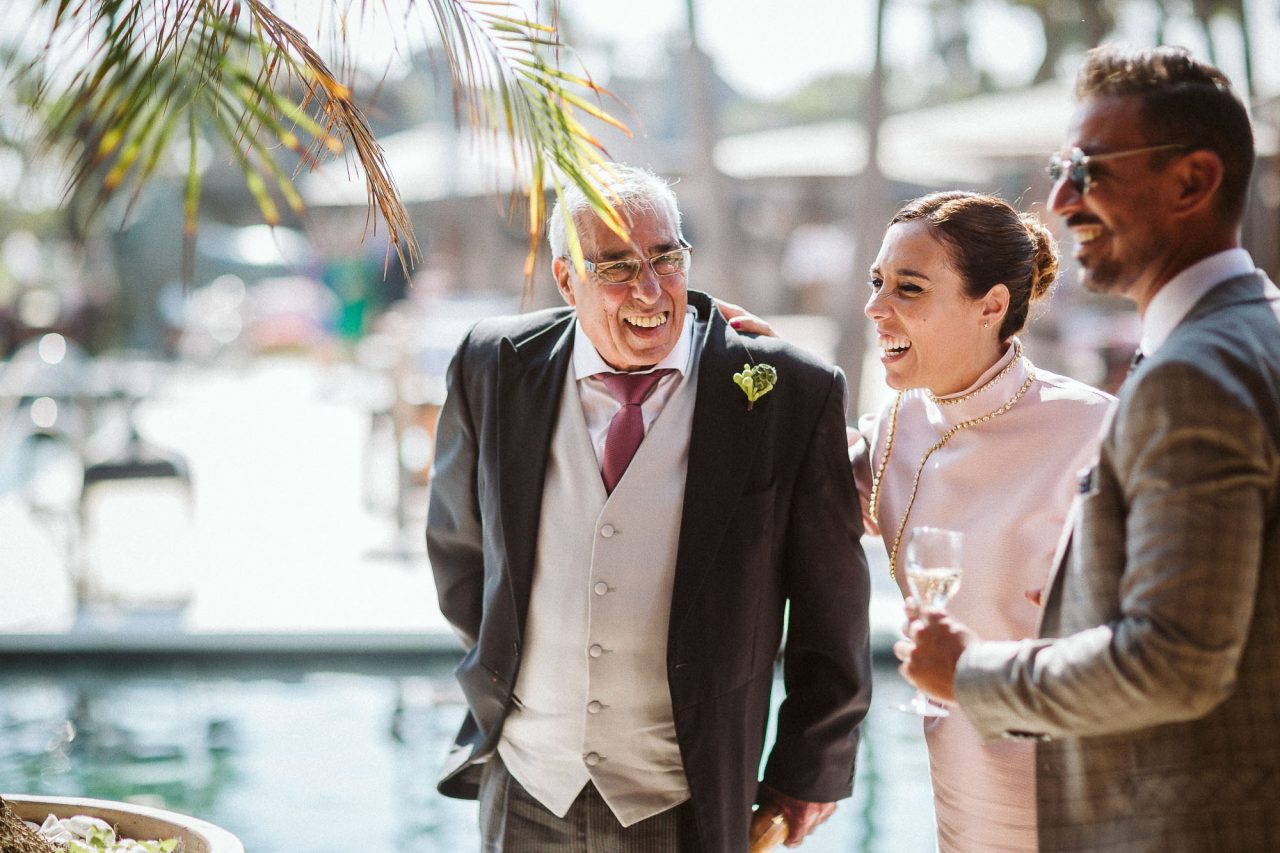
1046;143;1189;194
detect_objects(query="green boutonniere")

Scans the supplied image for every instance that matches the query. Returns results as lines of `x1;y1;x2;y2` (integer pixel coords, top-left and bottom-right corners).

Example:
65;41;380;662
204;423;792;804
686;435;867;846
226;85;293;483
733;363;777;410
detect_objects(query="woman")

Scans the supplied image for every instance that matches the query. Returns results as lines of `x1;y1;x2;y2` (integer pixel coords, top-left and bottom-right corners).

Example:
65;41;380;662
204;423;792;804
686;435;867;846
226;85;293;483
730;191;1113;852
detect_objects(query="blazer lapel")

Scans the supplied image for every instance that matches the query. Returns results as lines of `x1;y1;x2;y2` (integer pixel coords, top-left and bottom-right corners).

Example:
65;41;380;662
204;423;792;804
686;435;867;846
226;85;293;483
496;313;574;633
1179;271;1272;326
669;294;768;642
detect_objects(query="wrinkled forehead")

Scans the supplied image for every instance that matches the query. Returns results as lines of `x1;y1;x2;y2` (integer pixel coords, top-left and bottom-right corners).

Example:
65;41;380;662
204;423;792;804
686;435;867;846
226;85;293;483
578;203;681;258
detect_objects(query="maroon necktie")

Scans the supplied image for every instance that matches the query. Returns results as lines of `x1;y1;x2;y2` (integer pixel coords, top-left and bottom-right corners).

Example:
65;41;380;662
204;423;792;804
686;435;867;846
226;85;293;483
598;369;674;493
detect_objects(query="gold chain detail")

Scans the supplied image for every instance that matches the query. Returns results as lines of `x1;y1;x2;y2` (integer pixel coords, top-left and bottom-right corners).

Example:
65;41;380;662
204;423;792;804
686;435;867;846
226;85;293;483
927;340;1022;405
870;357;1036;581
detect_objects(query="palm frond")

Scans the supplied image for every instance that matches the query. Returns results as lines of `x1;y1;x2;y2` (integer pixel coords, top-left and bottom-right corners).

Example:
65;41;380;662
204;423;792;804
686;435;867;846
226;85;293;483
12;0;630;288
425;0;631;281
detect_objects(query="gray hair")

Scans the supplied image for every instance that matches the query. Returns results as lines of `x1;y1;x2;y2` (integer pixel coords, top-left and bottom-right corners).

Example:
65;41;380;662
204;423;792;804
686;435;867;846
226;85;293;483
546;163;683;259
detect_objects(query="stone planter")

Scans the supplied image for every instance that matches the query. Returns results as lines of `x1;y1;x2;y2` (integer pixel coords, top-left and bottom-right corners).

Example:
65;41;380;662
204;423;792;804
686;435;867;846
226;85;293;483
5;795;244;853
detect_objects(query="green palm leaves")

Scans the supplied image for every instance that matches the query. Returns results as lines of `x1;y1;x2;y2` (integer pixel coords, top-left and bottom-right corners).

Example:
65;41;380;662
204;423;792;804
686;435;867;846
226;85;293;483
14;0;627;280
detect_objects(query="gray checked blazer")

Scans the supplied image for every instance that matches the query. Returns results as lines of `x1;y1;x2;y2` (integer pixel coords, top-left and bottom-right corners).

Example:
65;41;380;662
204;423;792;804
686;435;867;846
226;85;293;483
956;272;1280;852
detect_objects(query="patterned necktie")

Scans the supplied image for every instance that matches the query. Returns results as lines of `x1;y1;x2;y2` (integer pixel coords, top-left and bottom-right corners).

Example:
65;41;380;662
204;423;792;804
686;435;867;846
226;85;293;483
597;369;675;493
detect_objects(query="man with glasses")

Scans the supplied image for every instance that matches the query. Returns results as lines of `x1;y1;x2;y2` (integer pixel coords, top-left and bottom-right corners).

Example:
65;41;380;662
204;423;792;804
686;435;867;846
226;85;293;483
427;163;872;852
903;44;1280;851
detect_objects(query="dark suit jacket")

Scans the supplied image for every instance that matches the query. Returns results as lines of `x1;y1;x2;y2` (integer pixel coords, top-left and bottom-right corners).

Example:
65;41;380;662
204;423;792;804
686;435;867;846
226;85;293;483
957;273;1280;852
426;290;872;853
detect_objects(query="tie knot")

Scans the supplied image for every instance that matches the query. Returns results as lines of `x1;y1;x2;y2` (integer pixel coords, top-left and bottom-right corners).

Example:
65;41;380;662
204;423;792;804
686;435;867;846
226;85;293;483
598;369;674;405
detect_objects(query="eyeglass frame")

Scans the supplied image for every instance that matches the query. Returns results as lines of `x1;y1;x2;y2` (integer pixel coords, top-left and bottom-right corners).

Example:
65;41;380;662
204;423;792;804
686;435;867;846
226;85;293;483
1046;143;1191;195
578;240;693;285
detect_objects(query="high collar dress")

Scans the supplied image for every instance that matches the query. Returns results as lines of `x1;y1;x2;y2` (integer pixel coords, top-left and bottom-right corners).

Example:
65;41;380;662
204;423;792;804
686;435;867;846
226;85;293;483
859;341;1113;853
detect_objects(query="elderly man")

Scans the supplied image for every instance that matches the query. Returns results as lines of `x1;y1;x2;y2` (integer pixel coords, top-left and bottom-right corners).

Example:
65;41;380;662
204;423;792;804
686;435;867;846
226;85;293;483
903;45;1280;851
427;163;872;852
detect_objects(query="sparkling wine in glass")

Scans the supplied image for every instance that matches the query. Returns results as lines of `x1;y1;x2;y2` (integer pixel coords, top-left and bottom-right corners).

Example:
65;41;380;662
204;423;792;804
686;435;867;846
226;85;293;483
899;526;964;718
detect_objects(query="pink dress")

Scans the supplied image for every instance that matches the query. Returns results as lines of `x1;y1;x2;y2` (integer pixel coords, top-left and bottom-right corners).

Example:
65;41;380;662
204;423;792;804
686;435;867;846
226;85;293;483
857;341;1113;853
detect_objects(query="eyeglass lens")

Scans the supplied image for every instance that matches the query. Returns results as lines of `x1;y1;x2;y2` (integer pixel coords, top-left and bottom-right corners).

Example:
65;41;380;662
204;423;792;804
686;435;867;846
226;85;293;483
594;249;690;283
1046;150;1089;193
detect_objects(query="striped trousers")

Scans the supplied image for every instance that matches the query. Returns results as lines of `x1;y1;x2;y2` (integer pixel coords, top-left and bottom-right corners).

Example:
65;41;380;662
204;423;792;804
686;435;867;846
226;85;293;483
479;755;701;852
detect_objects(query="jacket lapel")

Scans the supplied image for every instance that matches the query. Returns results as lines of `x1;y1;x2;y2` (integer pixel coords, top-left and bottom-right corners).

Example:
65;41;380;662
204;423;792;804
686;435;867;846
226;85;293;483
1039;273;1272;628
1179;271;1271;326
669;293;768;642
497;313;575;633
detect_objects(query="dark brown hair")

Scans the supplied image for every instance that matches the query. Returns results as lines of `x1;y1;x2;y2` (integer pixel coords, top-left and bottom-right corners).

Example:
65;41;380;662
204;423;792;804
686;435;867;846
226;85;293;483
1076;45;1254;221
890;191;1058;341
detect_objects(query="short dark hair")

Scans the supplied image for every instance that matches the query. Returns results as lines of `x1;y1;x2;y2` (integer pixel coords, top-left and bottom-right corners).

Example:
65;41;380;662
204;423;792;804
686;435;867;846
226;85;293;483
890;191;1059;341
1076;45;1254;222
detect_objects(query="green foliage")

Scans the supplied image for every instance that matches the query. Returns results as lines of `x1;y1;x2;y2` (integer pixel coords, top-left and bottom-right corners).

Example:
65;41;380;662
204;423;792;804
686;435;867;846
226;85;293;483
10;1;629;283
63;823;177;853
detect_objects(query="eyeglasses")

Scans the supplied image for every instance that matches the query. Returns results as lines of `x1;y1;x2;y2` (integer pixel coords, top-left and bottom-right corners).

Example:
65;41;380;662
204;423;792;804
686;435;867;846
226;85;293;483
582;242;692;285
1046;143;1189;194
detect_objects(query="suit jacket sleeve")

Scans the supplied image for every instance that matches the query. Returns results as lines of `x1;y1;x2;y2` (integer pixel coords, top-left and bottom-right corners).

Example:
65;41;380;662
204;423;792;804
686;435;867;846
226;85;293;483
955;358;1276;739
762;367;873;799
426;329;486;651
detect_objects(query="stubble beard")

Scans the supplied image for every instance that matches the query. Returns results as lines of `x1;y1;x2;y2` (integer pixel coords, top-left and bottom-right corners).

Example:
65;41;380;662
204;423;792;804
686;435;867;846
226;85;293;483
1078;234;1165;300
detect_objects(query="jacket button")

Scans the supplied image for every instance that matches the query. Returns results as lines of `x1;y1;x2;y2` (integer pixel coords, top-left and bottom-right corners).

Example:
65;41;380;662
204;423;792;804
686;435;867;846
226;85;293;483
594;582;609;596
600;524;616;538
585;752;602;766
587;701;603;714
588;644;604;658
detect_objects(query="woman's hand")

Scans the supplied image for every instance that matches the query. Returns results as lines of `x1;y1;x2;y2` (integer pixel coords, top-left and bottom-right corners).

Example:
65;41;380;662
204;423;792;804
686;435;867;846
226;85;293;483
715;298;777;337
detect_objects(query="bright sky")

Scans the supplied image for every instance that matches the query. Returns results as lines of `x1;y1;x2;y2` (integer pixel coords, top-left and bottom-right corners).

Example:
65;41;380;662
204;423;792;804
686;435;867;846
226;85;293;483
555;0;1279;100
560;0;1044;97
284;0;1277;101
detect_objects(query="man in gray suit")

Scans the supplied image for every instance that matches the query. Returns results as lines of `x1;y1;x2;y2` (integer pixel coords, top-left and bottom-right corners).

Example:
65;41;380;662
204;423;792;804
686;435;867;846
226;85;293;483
903;45;1280;851
427;164;872;852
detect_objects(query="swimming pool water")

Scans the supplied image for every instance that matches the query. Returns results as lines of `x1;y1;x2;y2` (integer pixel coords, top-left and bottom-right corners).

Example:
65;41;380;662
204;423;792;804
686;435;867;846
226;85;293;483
0;658;934;852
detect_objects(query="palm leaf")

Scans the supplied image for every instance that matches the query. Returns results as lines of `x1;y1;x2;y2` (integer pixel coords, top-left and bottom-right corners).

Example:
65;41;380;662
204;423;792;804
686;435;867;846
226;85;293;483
12;0;630;286
423;0;630;280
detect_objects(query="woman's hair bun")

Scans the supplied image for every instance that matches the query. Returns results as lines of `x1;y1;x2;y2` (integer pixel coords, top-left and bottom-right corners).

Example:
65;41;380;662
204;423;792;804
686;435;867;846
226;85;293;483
1021;213;1059;303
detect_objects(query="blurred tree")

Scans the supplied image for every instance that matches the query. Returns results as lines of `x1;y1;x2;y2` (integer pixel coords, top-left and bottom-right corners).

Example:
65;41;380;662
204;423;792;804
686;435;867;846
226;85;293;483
1184;0;1253;96
6;0;630;282
1012;0;1252;93
1012;0;1118;84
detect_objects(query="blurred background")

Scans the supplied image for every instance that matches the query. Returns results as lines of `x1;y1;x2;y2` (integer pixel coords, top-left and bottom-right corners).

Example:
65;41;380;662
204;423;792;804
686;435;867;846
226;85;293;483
1;0;1278;850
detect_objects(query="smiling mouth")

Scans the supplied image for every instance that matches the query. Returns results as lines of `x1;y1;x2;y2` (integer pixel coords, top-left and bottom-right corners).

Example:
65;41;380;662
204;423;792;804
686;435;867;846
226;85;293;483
625;312;668;329
880;336;911;359
1072;225;1104;245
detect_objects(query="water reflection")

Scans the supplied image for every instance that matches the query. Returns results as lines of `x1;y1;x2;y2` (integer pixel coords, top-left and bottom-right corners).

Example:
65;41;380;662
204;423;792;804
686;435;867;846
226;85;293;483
0;659;934;852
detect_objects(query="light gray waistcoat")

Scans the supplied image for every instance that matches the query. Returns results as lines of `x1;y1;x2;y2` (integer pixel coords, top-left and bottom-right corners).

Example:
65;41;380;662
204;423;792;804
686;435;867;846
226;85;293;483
497;343;701;826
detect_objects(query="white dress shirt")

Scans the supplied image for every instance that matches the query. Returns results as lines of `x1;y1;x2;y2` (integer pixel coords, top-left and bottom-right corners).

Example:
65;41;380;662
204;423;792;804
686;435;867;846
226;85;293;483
572;308;696;469
1139;248;1260;357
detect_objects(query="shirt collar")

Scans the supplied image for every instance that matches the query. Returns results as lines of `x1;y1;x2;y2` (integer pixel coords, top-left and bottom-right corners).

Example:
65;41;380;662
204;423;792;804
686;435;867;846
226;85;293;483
1140;248;1255;356
571;307;696;379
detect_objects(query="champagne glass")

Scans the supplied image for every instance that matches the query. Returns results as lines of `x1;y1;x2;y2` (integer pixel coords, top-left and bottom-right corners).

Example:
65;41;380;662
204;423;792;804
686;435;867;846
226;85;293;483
898;526;964;717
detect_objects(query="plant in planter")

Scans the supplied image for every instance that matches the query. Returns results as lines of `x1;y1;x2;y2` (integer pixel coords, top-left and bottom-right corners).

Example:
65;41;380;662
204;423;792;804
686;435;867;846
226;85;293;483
1;795;243;853
1;796;56;853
